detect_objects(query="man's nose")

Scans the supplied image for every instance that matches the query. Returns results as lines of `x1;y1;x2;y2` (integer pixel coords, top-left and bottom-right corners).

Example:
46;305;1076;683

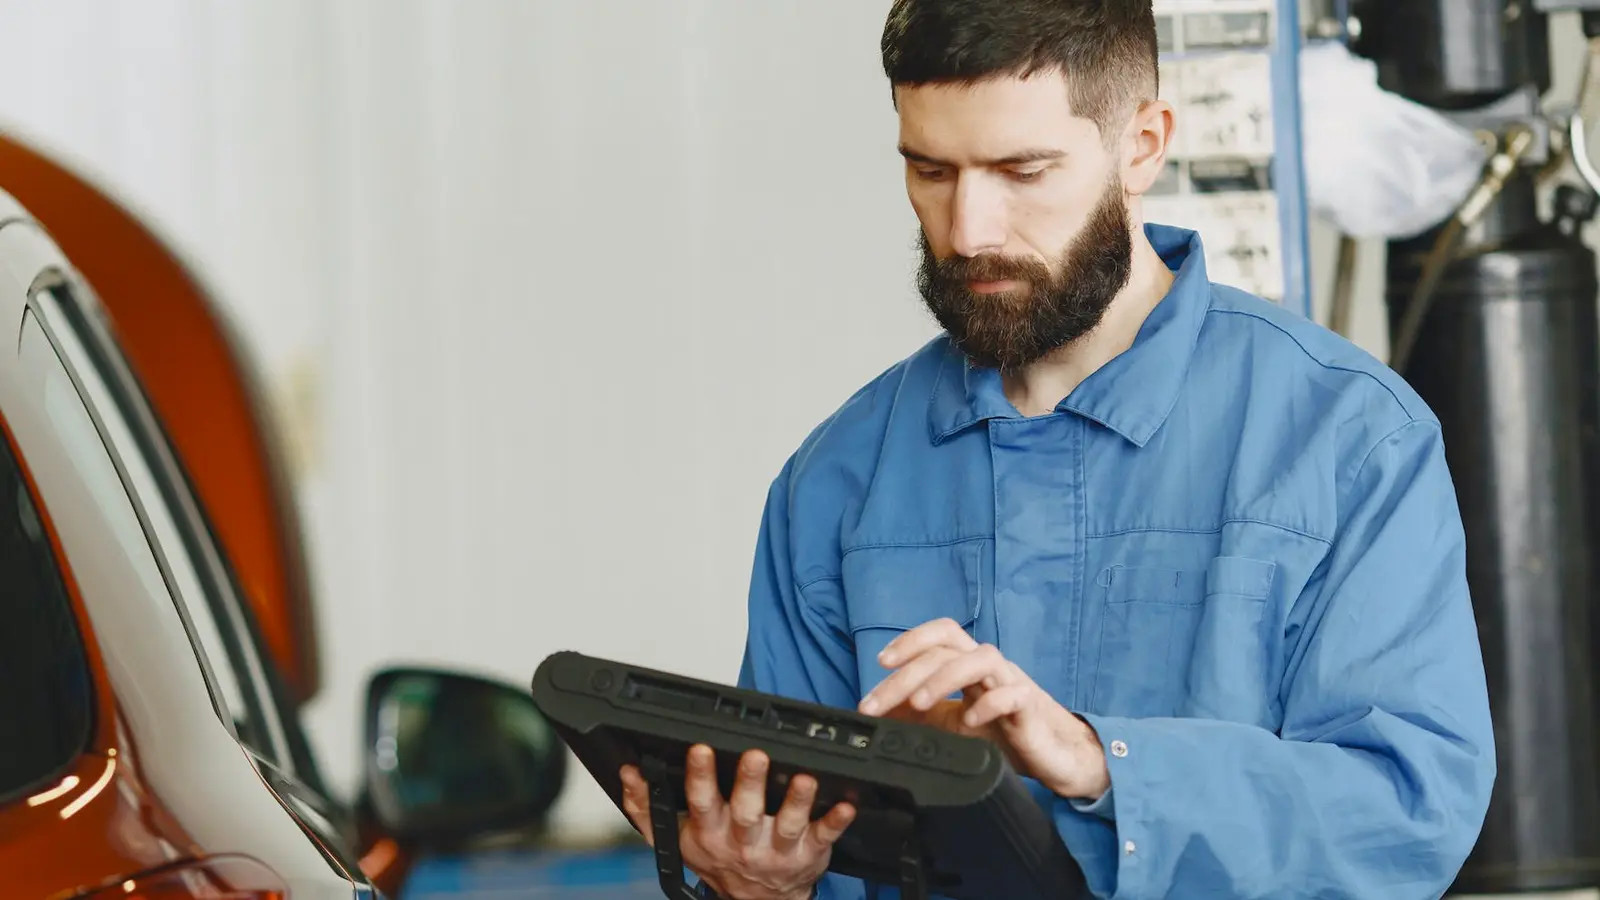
949;173;1007;258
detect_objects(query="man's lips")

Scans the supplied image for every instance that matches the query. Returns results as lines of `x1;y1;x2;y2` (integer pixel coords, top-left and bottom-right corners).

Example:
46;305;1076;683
967;278;1022;294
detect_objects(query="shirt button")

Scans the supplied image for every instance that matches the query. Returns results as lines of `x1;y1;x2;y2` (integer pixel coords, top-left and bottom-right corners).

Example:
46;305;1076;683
1110;739;1129;758
1125;840;1137;855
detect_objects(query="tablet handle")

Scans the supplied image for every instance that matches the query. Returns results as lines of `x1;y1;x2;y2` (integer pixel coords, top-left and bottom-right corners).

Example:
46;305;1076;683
897;835;929;900
641;753;705;900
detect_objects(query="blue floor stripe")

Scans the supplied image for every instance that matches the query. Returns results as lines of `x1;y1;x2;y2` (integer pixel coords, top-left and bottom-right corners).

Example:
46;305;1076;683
402;845;666;899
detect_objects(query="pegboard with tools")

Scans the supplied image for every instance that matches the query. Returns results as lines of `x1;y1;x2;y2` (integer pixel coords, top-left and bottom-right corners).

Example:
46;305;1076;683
1146;0;1312;316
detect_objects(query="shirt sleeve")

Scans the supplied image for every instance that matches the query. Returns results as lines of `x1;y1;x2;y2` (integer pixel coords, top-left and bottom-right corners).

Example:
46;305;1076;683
737;460;871;900
1052;419;1497;899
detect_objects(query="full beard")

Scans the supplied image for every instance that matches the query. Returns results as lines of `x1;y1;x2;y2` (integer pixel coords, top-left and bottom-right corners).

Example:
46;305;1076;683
916;177;1134;372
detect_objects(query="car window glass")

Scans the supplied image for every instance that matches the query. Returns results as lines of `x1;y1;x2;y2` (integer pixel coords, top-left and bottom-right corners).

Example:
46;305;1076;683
0;414;94;802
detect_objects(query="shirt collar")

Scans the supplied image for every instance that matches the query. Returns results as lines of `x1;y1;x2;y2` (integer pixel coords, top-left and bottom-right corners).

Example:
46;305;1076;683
927;223;1212;448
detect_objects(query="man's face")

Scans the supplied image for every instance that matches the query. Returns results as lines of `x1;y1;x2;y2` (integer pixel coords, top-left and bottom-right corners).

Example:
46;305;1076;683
896;72;1134;371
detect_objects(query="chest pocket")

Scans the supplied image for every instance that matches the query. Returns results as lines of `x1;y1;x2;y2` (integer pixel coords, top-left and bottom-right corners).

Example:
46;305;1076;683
840;541;989;697
1089;555;1278;725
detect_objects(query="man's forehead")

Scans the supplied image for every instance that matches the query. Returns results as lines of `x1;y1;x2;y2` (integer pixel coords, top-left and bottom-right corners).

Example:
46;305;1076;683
893;73;1100;161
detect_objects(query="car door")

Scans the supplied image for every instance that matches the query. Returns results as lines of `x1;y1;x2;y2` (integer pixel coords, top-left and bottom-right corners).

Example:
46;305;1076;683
0;201;370;899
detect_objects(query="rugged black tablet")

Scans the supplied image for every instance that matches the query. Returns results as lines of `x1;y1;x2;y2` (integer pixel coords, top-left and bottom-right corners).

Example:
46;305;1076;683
530;650;1088;900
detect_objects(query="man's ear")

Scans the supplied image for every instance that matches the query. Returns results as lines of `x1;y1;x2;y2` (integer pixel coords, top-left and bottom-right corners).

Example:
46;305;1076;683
1120;100;1176;196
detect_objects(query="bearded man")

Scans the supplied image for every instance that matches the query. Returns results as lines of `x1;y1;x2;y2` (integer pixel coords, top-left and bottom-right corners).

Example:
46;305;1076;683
619;2;1496;897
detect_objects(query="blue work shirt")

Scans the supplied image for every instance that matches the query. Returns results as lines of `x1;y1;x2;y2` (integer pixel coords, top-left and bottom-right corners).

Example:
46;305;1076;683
736;224;1495;898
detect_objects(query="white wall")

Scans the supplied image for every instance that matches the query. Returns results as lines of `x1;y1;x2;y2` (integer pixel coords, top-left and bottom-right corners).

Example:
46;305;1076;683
302;0;940;838
2;1;1589;840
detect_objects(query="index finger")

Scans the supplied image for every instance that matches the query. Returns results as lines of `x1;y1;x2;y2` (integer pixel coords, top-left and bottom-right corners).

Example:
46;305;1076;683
683;744;727;831
879;617;979;668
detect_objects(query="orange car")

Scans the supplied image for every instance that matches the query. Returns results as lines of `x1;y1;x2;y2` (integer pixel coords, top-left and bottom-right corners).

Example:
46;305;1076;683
0;143;566;899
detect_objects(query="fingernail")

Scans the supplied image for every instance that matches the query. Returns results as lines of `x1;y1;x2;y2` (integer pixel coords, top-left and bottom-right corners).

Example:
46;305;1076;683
913;690;931;709
859;696;880;716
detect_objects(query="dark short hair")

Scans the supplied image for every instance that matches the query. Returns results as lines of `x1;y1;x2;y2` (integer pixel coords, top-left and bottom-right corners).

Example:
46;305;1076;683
881;0;1160;138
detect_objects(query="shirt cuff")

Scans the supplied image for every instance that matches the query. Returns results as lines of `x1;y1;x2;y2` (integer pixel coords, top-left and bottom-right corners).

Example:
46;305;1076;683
1074;712;1162;898
1068;784;1116;821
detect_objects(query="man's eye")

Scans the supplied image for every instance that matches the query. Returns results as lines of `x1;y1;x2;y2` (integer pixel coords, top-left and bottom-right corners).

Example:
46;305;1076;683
1009;168;1046;183
913;167;950;182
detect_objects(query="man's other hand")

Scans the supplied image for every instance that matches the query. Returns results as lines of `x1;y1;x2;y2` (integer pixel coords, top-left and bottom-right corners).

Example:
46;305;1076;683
857;617;1111;801
618;745;855;900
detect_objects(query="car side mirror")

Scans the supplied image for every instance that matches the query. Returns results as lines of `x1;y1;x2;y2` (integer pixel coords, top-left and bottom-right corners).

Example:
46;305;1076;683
361;667;566;847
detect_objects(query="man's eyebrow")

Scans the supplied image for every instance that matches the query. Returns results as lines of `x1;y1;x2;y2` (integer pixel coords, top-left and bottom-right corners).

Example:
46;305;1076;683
897;145;1067;167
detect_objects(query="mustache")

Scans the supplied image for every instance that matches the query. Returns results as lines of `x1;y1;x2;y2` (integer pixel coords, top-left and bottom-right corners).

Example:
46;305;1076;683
927;251;1052;286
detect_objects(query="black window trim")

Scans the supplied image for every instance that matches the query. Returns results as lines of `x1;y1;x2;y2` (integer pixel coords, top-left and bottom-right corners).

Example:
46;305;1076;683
37;272;341;802
24;271;296;772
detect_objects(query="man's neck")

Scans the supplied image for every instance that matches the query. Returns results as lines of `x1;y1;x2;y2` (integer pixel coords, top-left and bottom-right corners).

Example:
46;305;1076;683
1002;233;1176;417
